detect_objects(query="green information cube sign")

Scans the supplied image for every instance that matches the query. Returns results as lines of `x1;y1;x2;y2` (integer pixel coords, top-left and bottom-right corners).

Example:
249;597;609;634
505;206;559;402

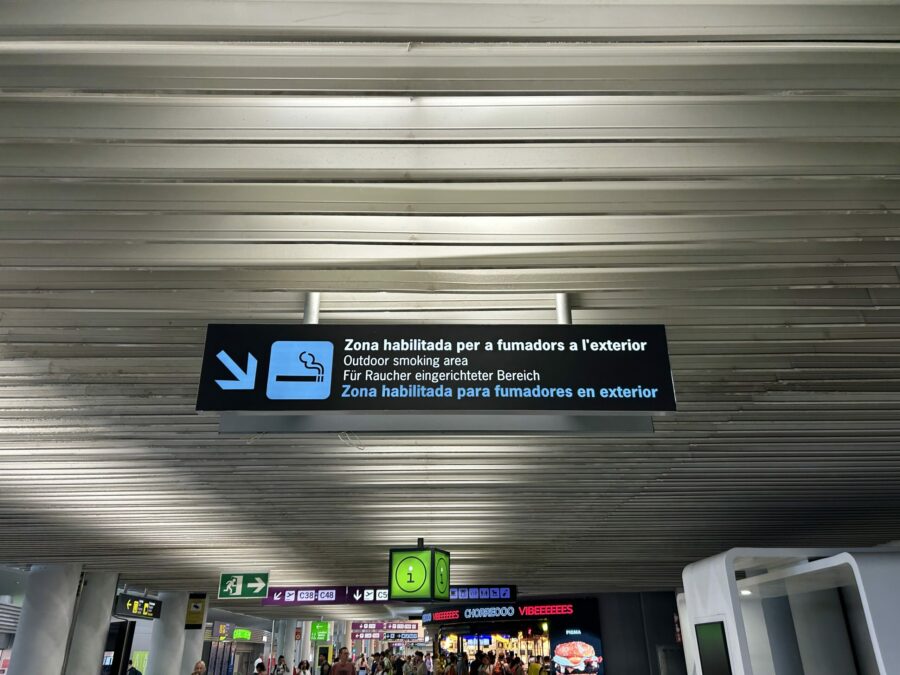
311;621;330;641
233;628;253;641
389;546;451;601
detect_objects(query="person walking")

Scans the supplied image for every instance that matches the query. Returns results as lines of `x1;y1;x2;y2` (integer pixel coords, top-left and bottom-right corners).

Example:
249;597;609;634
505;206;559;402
274;655;291;675
320;654;334;675
332;648;356;675
190;661;207;675
126;660;142;675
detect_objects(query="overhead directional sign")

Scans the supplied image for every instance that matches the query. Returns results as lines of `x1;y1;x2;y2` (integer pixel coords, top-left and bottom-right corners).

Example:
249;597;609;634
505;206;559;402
114;594;162;620
218;572;269;599
310;621;331;641
215;350;257;390
450;585;516;601
263;585;389;606
348;586;390;603
196;325;675;413
352;622;421;632
263;586;346;606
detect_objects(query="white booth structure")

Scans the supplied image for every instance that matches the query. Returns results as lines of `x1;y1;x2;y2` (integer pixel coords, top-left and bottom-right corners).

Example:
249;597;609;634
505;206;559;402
678;548;900;675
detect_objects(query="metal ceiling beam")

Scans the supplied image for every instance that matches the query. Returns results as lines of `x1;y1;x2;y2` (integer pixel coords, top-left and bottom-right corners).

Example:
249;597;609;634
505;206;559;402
1;2;898;41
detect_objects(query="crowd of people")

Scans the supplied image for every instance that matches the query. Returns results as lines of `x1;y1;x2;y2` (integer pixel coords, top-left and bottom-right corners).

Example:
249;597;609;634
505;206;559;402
238;644;552;675
315;647;552;675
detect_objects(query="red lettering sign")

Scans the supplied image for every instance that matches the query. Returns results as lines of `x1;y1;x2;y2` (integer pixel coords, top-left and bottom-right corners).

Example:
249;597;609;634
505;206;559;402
518;604;574;617
433;610;460;621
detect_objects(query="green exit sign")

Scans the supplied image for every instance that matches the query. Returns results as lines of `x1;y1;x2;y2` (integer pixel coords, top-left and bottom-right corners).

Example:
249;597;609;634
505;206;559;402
218;572;269;599
233;628;252;641
310;621;330;641
389;546;450;601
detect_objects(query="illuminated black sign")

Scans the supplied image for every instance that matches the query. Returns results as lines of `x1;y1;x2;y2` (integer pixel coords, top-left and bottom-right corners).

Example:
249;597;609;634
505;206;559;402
114;594;162;620
450;585;516;601
197;325;675;413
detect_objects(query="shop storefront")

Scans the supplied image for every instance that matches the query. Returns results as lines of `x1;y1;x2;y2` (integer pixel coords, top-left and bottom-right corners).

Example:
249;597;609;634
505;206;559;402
423;599;603;675
203;621;272;675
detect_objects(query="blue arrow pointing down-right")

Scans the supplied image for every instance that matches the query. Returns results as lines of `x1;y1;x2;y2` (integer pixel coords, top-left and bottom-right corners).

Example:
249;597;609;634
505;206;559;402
215;350;257;390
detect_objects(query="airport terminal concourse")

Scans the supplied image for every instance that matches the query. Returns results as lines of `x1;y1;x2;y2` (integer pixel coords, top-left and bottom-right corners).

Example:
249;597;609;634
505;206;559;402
0;2;899;675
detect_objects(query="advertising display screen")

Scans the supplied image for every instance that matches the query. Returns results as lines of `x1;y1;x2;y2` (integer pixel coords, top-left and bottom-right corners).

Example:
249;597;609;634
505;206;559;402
548;600;603;675
695;623;733;675
197;324;675;413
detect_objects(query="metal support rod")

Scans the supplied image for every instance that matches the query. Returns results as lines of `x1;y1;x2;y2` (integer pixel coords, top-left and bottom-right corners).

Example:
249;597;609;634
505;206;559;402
555;292;572;325
302;292;321;325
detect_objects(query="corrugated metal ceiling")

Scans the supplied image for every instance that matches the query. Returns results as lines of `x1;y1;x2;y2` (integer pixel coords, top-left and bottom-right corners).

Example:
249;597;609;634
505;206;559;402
0;0;898;619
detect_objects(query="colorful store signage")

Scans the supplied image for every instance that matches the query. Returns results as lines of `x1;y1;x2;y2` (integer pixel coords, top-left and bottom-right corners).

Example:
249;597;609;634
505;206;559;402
114;594;161;620
389;546;450;601
423;600;593;625
196;325;675;413
233;628;253;641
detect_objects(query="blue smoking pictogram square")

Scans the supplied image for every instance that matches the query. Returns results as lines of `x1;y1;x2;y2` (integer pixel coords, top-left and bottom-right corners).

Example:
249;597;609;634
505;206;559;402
266;341;333;400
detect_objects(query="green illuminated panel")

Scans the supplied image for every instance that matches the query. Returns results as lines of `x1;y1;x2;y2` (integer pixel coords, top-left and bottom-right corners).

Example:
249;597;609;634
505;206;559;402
433;549;451;601
390;549;434;600
233;628;252;641
311;621;330;641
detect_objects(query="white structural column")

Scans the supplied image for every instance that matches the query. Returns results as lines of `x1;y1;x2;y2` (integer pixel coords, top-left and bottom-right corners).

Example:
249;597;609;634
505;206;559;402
63;571;119;675
146;591;190;675
276;619;297;668
555;292;572;325
8;564;82;675
303;291;321;324
179;595;209;675
298;620;313;664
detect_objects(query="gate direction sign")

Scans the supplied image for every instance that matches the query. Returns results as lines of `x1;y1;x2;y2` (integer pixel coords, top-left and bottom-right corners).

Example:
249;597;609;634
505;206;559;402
218;572;269;599
348;586;390;603
114;594;162;620
450;586;516;601
352;622;421;631
352;632;421;641
263;586;346;606
311;621;331;641
197;325;676;413
263;586;390;606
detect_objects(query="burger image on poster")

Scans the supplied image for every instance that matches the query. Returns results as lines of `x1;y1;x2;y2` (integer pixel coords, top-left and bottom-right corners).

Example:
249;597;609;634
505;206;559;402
553;642;603;673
